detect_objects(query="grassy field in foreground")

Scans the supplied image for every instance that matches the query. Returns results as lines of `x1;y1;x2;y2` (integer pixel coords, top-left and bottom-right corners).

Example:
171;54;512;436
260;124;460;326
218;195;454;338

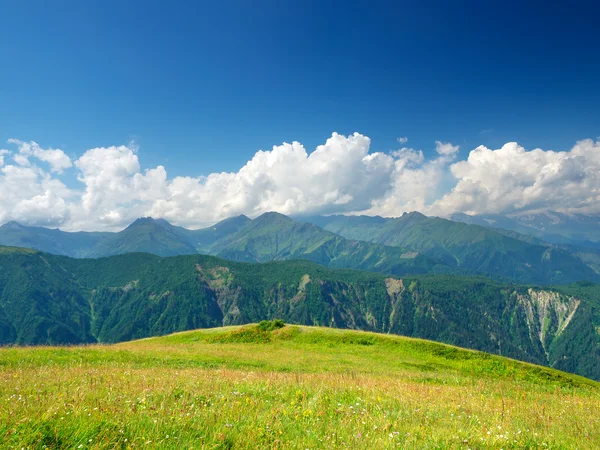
1;324;599;449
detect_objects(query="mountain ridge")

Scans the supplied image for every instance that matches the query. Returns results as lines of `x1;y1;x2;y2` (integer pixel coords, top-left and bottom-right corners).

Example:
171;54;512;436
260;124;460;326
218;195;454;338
1;212;599;285
298;213;600;285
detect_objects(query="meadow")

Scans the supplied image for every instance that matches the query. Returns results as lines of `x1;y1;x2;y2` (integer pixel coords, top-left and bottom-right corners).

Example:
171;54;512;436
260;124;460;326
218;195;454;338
1;323;598;449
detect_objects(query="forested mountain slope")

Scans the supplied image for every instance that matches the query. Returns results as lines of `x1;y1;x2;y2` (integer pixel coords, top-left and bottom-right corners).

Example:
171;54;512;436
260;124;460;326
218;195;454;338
0;246;598;380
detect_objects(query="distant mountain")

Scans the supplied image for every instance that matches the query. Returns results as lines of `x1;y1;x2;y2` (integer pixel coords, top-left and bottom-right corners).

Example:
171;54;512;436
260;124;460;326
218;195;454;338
0;216;253;259
299;212;600;285
2;211;600;285
186;214;252;250
85;217;198;257
0;214;447;276
202;211;448;276
0;221;110;257
1;246;599;380
451;211;600;248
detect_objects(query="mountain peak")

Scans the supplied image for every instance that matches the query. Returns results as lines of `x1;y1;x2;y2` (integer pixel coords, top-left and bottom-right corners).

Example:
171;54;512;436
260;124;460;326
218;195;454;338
128;217;157;227
254;211;294;224
400;211;427;222
212;214;251;228
126;217;175;231
1;221;25;230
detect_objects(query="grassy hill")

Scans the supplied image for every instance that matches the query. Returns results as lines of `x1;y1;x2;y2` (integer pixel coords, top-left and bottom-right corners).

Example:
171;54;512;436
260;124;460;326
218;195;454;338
1;324;598;448
1;246;599;380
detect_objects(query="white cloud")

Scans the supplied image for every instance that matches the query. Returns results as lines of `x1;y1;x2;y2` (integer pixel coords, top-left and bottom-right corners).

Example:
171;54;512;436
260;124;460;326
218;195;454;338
365;143;458;216
0;134;599;231
431;139;600;216
8;139;72;173
0;163;74;228
13;153;30;167
397;136;408;144
144;132;395;227
0;150;9;167
6;132;395;230
13;190;69;226
435;141;460;157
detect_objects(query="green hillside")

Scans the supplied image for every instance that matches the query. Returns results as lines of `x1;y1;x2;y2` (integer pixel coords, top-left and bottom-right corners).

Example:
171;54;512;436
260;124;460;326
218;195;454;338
301;212;600;285
1;324;598;449
1;246;599;380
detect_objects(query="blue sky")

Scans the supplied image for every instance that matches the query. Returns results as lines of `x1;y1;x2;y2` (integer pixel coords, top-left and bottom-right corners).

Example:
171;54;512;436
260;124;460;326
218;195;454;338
2;0;599;173
0;1;599;230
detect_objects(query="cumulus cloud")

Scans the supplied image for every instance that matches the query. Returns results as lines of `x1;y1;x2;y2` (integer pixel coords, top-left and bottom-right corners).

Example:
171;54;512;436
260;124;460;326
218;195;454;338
0;133;397;230
0;134;599;231
7;139;72;173
430;139;600;216
0;163;73;227
144;132;394;227
366;141;459;216
397;136;408;144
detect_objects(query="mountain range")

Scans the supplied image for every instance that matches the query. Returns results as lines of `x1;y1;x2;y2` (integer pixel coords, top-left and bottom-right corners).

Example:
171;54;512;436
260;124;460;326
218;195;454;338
1;211;599;285
0;245;599;381
451;211;600;248
298;212;600;285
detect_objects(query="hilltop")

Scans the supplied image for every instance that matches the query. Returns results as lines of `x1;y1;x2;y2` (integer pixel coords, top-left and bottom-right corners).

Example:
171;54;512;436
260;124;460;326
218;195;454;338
1;324;598;448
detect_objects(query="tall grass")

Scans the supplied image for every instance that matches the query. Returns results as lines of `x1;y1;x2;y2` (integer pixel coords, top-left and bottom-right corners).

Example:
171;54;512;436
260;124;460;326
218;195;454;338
1;325;598;449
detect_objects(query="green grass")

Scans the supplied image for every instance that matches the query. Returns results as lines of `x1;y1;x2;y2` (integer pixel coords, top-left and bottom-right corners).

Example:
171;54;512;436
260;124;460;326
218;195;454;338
1;325;599;449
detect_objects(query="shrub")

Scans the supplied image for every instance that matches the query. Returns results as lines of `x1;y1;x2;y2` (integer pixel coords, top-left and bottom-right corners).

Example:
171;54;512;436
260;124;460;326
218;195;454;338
257;319;285;332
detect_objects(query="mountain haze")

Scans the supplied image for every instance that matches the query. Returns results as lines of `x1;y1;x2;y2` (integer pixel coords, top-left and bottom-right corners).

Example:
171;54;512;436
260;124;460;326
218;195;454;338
451;211;600;248
0;221;110;257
